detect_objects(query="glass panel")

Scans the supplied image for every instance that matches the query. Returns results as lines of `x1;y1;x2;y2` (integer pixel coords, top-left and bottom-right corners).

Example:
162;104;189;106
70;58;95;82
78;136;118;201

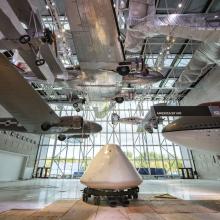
35;101;193;178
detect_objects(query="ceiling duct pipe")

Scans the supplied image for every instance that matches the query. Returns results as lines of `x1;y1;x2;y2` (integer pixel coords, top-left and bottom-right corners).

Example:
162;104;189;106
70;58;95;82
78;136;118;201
174;42;220;92
125;0;155;53
125;0;220;94
125;0;220;52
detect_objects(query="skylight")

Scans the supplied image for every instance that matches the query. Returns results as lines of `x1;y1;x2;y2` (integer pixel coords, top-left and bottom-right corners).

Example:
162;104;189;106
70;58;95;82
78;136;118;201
151;81;162;88
163;78;176;88
176;54;192;67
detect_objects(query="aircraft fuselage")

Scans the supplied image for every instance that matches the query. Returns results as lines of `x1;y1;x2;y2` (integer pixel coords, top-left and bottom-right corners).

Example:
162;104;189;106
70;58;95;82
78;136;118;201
162;116;220;153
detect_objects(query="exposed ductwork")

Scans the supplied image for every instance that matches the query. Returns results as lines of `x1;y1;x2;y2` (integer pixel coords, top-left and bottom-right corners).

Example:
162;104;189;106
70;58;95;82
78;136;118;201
125;0;155;53
174;42;220;93
125;0;220;93
126;0;220;52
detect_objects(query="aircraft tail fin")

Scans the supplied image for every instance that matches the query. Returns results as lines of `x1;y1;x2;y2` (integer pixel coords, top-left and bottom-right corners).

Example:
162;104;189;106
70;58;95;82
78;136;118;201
111;113;120;125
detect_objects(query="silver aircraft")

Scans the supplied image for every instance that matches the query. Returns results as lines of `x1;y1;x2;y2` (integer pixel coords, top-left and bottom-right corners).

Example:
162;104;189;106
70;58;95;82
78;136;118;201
0;54;102;141
162;102;220;153
0;0;164;103
111;103;165;133
0;0;66;82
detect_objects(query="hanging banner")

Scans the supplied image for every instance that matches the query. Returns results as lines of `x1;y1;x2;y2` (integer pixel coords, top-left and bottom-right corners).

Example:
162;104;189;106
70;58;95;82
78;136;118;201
152;106;220;117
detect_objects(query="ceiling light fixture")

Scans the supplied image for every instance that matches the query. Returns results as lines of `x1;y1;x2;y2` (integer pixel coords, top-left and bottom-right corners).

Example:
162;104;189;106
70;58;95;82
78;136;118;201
178;3;182;8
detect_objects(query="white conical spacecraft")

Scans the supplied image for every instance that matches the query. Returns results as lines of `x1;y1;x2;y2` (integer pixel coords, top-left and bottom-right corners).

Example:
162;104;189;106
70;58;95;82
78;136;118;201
80;144;143;190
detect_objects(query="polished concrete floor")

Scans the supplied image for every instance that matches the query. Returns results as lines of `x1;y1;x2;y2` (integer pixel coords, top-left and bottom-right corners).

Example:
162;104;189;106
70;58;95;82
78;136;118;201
1;196;220;220
0;196;220;220
0;179;220;212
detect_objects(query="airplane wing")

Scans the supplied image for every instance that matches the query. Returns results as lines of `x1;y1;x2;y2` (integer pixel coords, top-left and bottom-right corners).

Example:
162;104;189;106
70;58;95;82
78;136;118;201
0;54;60;132
64;0;124;71
137;103;166;133
136;110;153;133
0;0;64;82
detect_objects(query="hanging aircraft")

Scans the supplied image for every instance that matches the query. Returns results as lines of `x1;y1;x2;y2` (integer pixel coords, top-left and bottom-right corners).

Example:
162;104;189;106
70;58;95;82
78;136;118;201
66;93;86;112
0;0;67;83
0;0;165;108
111;113;143;125
162;102;220;153
122;69;164;85
117;58;164;86
111;103;166;133
100;58;165;84
80;144;142;206
0;54;102;141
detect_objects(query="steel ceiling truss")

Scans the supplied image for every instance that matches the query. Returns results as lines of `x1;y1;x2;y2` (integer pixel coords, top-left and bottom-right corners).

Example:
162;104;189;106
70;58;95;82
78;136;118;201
34;101;194;178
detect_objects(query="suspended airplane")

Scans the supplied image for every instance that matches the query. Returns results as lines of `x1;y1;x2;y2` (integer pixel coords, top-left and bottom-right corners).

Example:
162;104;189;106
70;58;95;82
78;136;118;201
117;58;164;85
80;144;142;206
162;102;220;153
111;113;143;125
67;93;86;112
122;69;164;85
0;0;165;108
100;58;164;85
0;0;66;82
0;54;102;141
111;103;166;133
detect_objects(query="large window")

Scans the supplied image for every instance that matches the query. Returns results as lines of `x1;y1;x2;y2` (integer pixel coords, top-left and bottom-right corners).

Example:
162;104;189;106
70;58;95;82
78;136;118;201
34;100;194;178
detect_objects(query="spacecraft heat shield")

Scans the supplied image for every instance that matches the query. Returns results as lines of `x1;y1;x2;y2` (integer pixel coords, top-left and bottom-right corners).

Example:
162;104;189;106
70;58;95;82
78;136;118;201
80;144;143;190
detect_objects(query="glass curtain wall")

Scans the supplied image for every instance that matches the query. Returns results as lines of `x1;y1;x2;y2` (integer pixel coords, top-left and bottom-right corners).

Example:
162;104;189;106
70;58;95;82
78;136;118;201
34;100;194;178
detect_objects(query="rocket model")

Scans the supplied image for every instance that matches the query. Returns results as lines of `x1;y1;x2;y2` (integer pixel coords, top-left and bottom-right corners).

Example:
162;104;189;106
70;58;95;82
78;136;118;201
80;144;143;190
